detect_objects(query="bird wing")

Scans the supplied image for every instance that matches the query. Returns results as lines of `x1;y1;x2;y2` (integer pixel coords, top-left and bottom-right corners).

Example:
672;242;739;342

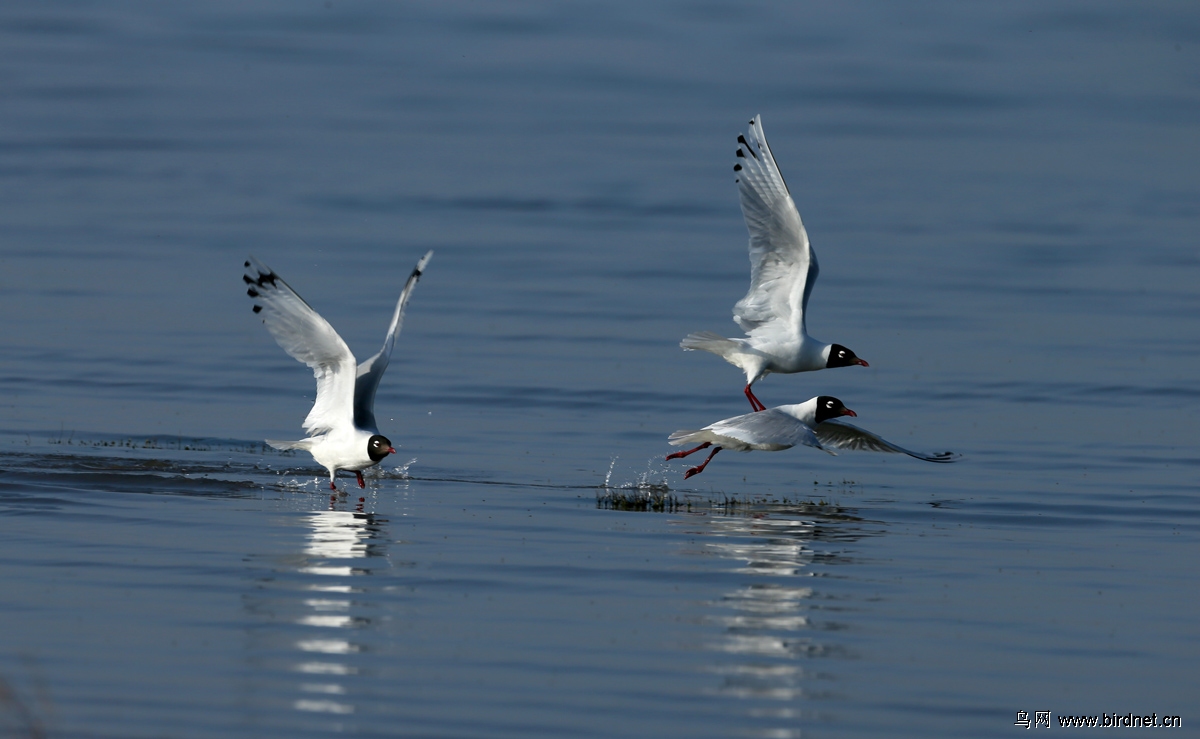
814;420;959;463
707;408;827;451
731;115;817;342
353;251;433;433
244;257;356;437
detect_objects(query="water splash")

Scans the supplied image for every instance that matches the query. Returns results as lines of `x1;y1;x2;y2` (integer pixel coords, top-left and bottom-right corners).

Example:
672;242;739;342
596;456;677;511
603;457;618;488
382;458;418;479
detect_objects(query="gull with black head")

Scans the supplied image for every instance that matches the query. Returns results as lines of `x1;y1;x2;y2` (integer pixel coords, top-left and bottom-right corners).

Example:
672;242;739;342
667;396;957;479
244;251;432;490
682;116;867;412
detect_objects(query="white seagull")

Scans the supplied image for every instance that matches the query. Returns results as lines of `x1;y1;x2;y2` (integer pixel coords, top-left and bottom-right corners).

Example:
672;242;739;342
666;396;957;479
682;116;867;412
244;251;432;490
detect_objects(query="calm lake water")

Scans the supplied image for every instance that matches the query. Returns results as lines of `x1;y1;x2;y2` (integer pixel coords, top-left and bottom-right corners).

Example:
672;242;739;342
1;1;1198;737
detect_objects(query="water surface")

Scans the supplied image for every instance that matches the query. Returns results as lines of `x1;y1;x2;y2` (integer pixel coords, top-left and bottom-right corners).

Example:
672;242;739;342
1;1;1197;737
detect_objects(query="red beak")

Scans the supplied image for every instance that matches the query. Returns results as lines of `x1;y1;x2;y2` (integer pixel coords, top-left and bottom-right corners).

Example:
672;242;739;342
853;358;869;367
841;408;858;418
387;447;396;454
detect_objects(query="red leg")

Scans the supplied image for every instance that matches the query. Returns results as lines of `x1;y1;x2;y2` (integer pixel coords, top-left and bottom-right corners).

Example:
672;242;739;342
356;471;366;489
666;441;711;460
329;479;337;491
745;384;766;412
684;446;722;479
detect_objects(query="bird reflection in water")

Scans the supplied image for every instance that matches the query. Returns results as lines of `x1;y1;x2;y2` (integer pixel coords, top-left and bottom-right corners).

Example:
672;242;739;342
674;506;865;738
291;508;388;719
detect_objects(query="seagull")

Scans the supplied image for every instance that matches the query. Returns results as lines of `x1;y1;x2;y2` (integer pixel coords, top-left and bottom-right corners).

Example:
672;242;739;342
666;396;957;479
244;251;432;490
682;115;867;412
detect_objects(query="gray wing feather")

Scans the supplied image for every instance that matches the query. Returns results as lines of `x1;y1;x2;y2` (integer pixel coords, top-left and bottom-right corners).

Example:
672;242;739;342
353;251;433;432
732;115;815;340
814;420;959;463
699;409;829;452
244;257;356;436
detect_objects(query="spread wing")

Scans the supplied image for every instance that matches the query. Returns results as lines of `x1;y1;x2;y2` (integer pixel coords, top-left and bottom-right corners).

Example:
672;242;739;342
244;257;356;437
814;420;959;463
353;251;433;433
732;115;817;342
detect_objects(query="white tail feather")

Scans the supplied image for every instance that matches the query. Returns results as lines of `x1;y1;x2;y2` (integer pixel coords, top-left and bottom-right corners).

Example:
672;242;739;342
680;331;740;358
266;438;316;451
668;429;701;445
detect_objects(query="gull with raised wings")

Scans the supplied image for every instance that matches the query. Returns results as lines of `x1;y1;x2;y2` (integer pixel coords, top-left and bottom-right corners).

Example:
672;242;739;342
244;251;432;490
682;116;867;411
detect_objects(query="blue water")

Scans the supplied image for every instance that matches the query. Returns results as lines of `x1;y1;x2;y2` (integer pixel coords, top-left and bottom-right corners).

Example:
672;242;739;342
1;1;1198;737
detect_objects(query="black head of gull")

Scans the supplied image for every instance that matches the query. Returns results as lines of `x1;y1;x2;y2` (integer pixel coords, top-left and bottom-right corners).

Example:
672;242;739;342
825;344;868;369
814;395;858;424
367;435;396;463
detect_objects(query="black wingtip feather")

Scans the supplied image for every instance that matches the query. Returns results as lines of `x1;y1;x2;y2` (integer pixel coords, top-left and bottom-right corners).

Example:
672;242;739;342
249;271;278;288
252;305;262;314
736;135;758;159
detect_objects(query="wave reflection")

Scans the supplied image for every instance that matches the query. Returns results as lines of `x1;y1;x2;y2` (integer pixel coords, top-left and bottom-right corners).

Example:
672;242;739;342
673;505;872;738
289;508;387;720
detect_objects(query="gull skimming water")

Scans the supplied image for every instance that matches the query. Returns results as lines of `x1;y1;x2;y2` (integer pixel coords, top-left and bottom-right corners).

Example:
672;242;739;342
682;116;867;411
666;396;957;479
244;251;432;490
